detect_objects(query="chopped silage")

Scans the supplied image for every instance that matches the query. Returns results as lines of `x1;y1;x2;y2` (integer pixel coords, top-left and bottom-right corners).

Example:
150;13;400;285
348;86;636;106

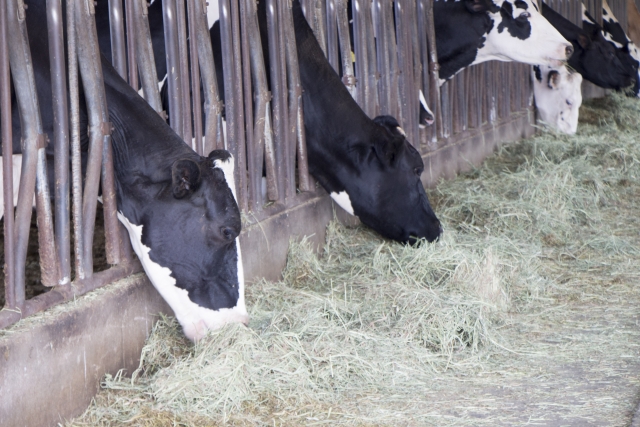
68;93;640;426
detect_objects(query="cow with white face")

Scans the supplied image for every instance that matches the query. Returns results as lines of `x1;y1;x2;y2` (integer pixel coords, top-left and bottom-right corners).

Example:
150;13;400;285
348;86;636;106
5;0;249;342
532;65;583;134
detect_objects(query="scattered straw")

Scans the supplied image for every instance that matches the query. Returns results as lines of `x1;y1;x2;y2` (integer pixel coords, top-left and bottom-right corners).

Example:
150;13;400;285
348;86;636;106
67;93;640;426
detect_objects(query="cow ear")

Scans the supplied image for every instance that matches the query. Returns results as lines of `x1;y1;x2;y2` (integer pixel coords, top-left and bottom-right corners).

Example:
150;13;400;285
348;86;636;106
465;0;490;13
577;33;591;49
171;159;202;199
547;70;561;89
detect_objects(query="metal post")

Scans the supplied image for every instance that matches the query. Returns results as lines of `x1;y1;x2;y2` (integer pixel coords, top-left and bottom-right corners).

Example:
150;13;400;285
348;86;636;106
186;0;203;154
7;0;59;294
162;0;184;138
0;0;16;308
132;0;163;113
108;0;127;79
47;0;71;285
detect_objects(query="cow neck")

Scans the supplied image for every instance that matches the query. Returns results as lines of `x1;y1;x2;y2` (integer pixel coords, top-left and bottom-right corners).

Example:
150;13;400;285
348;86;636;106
101;57;199;186
541;2;582;40
291;1;375;144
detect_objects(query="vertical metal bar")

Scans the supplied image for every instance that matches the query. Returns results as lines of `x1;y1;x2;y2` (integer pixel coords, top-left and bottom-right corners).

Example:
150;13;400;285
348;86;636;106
325;0;339;71
132;0;163;113
187;0;203;155
192;0;223;153
266;0;287;202
282;0;311;193
352;0;367;109
0;0;16;307
249;0;277;203
163;0;184;138
239;0;253;209
373;0;391;114
175;0;192;146
277;0;294;199
67;0;85;280
125;0;138;90
75;0;116;274
424;0;442;142
108;0;127;79
336;0;356;99
394;0;418;143
220;0;248;206
47;0;71;285
7;0;59;292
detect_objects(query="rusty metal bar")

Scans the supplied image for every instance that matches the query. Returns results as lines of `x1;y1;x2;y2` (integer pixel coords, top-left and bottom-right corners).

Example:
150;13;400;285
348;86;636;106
187;0;203;154
266;0;287;202
219;0;248;207
67;0;85;280
132;0;163;114
192;0;223;153
125;0;138;90
175;0;192;146
108;0;127;79
282;0;312;193
325;0;339;71
7;0;58;294
47;0;71;285
239;0;253;208
276;0;294;200
336;0;356;99
163;0;184;138
0;0;16;308
75;0;116;274
248;0;277;204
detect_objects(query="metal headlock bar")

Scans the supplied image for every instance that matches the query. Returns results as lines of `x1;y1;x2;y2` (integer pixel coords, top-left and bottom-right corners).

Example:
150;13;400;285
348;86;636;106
2;0;577;329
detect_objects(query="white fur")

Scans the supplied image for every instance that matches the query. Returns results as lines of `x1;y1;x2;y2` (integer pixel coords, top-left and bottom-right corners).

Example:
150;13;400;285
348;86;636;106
475;0;571;68
330;191;355;215
118;212;248;342
532;65;582;135
0;155;35;220
418;90;435;124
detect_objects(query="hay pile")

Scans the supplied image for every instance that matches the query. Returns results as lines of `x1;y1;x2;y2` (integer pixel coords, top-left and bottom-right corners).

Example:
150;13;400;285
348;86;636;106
68;93;640;426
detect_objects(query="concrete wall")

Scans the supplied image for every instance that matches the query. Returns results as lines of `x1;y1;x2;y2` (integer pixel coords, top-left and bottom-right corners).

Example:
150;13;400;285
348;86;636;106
0;109;535;427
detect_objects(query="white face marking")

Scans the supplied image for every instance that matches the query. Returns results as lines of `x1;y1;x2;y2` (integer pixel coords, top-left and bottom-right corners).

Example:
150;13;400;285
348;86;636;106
532;65;582;135
475;0;571;68
118;212;248;342
330;191;355;215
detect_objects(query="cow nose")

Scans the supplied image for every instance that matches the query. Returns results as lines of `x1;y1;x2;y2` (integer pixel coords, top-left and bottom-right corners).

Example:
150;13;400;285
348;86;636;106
565;45;573;59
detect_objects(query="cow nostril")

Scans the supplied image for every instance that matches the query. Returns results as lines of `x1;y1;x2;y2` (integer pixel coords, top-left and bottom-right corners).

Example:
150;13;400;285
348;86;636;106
220;226;237;241
565;45;573;59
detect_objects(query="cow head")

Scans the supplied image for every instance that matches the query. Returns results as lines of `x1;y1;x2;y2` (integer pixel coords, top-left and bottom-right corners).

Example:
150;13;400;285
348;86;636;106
475;0;573;67
599;0;640;96
533;65;583;134
579;4;638;90
118;150;247;342
326;115;442;245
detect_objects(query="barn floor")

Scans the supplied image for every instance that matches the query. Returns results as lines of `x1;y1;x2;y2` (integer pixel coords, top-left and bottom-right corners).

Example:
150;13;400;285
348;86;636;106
67;94;640;426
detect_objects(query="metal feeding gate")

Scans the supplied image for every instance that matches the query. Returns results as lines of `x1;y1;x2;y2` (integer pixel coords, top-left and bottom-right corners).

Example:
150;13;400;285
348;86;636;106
1;0;633;425
0;0;622;342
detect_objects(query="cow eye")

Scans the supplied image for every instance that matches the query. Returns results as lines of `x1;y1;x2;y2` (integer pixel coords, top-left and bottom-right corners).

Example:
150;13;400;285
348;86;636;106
518;11;531;19
566;100;572;106
414;166;424;176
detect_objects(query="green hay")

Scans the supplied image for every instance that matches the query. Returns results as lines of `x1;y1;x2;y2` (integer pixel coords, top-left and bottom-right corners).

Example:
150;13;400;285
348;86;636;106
68;93;640;426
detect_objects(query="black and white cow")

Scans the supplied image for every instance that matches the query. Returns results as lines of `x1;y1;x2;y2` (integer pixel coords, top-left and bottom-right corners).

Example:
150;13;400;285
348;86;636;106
104;0;443;244
433;0;572;82
541;1;635;90
3;0;249;342
532;64;583;134
598;0;640;96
